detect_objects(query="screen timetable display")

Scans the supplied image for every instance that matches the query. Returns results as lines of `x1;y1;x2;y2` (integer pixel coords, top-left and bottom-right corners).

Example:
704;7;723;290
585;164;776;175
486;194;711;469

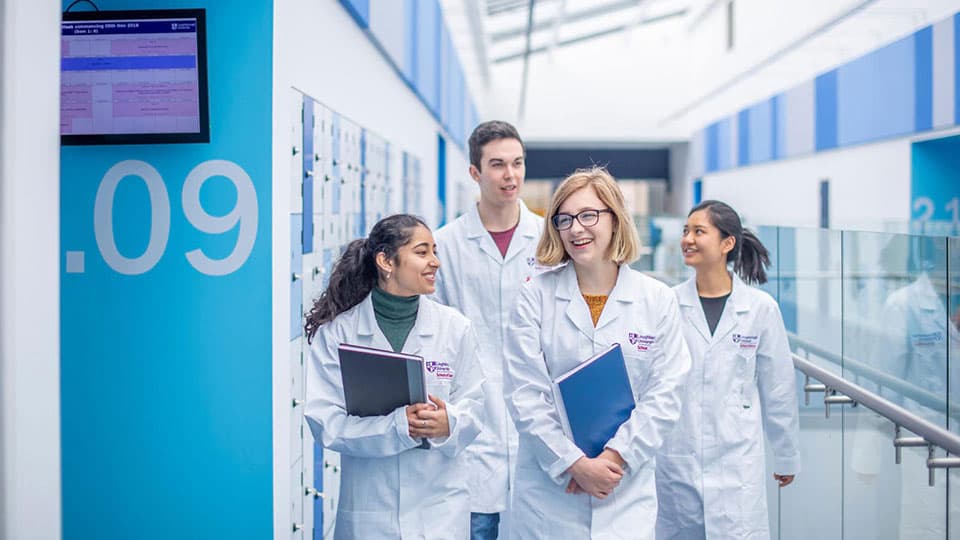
61;9;209;145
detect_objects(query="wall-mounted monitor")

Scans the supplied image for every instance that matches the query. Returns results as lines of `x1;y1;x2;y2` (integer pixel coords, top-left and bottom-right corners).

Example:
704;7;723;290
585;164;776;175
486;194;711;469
61;9;209;145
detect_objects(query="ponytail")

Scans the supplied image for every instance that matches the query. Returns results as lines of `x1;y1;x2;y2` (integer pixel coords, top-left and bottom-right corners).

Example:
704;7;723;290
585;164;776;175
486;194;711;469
304;213;429;343
304;238;377;342
735;229;769;285
689;199;770;285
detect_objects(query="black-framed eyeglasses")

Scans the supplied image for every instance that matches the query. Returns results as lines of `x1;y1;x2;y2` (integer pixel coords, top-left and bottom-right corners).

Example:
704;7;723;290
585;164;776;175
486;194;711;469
551;208;613;231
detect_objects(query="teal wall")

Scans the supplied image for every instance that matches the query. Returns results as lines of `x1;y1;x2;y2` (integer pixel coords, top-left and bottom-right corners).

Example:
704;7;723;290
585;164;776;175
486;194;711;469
60;1;274;538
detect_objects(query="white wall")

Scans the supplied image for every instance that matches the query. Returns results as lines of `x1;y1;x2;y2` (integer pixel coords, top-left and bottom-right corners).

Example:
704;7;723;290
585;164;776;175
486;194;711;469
0;1;61;539
272;1;473;536
487;0;960;141
700;136;912;230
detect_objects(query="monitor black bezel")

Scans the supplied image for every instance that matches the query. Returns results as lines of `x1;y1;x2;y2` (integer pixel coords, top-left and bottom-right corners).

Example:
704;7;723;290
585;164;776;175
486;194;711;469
61;8;210;146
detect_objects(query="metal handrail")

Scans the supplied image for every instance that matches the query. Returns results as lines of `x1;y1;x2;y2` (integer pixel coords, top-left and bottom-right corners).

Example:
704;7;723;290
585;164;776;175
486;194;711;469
792;353;960;457
788;332;960;419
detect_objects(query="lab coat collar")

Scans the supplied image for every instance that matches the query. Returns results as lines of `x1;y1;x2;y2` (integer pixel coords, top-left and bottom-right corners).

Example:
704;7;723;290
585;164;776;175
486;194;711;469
555;264;596;339
677;271;751;344
555;263;635;335
463;200;539;264
355;292;434;355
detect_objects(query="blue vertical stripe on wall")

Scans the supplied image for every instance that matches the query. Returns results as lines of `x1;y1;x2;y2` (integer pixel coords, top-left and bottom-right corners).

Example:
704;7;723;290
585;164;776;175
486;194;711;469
705;122;719;173
415;0;440;115
737;109;750;166
437;134;447;227
716;117;732;170
837;35;915;146
692;179;702;205
915;26;934;132
404;0;417;85
770;95;781;160
955;13;960;125
747;100;773;163
340;0;370;28
434;0;443;118
815;70;838;151
302;98;314;254
60;2;272;539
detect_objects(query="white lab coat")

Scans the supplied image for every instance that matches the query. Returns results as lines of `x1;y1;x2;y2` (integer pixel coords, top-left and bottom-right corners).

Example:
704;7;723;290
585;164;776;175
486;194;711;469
305;294;486;540
656;274;801;540
504;263;691;540
433;200;545;514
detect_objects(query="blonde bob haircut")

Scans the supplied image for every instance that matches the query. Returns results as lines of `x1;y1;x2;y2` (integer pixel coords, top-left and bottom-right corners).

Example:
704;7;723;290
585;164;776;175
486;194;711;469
536;167;640;266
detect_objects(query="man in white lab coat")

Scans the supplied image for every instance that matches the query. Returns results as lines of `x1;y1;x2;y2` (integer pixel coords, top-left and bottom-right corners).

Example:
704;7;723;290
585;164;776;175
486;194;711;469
433;120;545;540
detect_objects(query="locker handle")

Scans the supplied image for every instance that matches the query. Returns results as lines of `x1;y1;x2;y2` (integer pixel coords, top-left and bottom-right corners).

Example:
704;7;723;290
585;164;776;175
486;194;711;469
292;398;304;408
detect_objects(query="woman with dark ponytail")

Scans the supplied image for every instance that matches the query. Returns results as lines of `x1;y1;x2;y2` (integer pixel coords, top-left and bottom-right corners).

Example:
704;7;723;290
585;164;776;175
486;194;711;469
304;214;485;540
655;201;801;540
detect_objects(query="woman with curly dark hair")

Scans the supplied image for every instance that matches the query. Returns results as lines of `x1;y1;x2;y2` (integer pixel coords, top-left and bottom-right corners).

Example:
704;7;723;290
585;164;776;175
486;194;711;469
304;213;485;540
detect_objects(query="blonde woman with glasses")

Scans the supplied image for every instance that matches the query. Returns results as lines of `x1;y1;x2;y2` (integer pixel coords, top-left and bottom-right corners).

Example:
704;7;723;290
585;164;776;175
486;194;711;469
503;167;691;539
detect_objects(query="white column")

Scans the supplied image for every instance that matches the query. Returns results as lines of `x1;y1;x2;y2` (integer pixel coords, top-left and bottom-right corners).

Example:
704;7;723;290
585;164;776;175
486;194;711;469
0;1;62;539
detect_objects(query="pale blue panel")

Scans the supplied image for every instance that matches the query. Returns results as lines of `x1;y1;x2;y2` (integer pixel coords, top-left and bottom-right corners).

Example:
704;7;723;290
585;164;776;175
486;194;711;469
716;117;733;171
933;17;955;128
748;99;773;164
780;81;815;158
415;0;440;115
439;24;451;129
838;34;916;146
369;0;407;73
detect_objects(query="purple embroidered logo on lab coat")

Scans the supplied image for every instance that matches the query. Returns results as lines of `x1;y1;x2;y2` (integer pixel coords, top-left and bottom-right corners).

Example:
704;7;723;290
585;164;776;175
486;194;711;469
628;332;655;352
733;333;759;349
426;360;454;380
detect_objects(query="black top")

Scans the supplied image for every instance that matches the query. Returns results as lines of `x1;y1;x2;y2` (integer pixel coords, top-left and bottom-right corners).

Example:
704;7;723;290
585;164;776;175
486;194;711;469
699;293;730;336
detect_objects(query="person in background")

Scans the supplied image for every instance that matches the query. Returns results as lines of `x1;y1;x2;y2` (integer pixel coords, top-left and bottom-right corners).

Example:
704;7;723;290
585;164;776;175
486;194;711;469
433;120;545;540
504;167;691;539
304;214;485;540
656;200;801;540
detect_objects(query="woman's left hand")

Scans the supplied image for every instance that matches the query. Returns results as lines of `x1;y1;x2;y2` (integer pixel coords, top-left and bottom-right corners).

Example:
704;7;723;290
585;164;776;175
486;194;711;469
409;394;450;439
774;473;795;487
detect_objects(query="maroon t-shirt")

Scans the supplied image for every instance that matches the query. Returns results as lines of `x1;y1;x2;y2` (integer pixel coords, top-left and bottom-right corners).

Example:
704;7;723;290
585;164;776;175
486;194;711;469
488;223;518;258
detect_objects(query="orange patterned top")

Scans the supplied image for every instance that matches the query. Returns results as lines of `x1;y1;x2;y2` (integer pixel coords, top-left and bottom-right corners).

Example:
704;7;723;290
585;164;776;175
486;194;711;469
582;294;609;327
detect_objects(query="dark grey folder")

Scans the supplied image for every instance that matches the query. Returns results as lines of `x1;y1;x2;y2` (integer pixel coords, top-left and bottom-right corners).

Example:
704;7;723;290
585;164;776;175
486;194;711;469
337;343;427;417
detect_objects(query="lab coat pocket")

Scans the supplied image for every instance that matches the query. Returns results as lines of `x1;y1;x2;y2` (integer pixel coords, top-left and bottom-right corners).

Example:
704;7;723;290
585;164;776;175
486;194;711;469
736;351;758;409
621;350;654;396
426;379;452;402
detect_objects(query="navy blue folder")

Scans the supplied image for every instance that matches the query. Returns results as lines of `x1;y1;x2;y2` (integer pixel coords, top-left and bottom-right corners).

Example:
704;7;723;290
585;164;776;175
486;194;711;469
338;343;430;449
553;343;636;458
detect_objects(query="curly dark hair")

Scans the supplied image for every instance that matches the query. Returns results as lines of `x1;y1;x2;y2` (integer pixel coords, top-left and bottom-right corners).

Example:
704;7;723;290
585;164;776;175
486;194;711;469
304;214;428;342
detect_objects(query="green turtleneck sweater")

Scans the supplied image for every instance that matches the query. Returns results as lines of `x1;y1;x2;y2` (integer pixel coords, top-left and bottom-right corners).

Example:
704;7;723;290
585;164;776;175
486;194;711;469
371;287;419;353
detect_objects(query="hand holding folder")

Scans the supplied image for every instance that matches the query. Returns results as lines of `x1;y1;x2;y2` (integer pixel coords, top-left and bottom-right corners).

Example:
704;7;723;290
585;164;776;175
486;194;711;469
338;343;431;448
407;394;451;439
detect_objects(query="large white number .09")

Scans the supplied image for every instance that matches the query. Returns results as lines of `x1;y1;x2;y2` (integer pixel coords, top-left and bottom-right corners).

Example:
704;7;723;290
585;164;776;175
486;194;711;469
182;160;258;276
94;160;170;275
93;159;257;276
